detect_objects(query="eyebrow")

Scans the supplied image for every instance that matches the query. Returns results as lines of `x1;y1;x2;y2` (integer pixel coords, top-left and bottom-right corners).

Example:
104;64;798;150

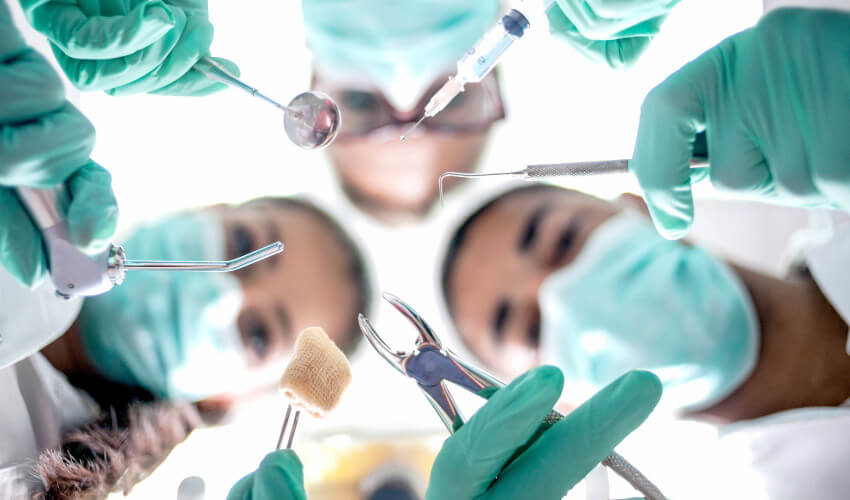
491;298;510;343
518;203;551;253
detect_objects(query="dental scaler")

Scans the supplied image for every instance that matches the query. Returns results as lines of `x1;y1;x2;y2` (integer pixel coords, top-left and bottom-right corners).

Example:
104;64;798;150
401;9;531;140
16;186;283;299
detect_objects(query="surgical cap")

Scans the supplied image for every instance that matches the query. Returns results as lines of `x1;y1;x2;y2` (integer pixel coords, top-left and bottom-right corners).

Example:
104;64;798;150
303;0;500;110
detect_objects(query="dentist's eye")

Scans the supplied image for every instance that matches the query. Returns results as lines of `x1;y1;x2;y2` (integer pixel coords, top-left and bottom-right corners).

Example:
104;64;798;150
231;224;255;259
527;315;540;348
239;311;270;361
550;223;577;267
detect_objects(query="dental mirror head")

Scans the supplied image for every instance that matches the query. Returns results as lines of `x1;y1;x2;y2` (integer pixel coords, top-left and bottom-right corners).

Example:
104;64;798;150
284;91;341;150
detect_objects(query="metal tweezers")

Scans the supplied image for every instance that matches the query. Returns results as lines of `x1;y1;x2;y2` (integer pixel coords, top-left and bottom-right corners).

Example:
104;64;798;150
359;292;668;500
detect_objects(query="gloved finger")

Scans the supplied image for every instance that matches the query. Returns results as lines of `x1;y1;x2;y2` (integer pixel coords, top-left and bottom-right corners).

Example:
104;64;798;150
66;162;118;253
0;2;26;56
585;0;676;19
580;34;654;70
0;47;65;123
705;118;776;202
250;450;306;500
630;48;718;239
106;15;213;96
51;9;186;92
226;474;255;500
553;0;668;39
487;371;662;500
546;6;652;70
801;13;850;210
426;366;564;500
811;132;850;210
0;188;46;287
150;56;238;96
21;0;175;59
0;102;95;188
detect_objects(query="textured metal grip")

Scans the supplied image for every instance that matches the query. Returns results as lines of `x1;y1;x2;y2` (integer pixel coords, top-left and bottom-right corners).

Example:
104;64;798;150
525;160;631;178
542;410;668;500
602;452;667;500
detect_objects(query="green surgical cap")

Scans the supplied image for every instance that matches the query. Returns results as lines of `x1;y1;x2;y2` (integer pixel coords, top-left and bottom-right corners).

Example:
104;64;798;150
303;0;500;109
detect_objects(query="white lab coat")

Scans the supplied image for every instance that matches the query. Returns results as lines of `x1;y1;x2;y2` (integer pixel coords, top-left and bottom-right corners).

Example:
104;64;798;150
0;3;101;498
706;1;850;498
703;225;850;500
0;354;97;499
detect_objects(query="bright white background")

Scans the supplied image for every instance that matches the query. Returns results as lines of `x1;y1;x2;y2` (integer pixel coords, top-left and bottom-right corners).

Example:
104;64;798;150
12;0;810;498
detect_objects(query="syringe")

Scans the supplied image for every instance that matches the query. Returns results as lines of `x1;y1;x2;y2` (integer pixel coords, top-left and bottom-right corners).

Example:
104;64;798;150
400;8;532;140
438;157;710;204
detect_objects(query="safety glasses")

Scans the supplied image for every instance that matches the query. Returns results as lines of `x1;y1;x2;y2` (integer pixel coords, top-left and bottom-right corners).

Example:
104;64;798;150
312;71;505;141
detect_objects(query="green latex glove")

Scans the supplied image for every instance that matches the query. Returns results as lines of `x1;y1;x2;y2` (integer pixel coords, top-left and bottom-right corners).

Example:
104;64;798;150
546;0;680;69
0;2;118;286
19;0;239;96
631;8;850;239
227;450;307;500
425;366;662;500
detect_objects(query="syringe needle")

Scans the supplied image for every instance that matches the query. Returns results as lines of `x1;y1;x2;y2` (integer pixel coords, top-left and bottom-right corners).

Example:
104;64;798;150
400;115;427;141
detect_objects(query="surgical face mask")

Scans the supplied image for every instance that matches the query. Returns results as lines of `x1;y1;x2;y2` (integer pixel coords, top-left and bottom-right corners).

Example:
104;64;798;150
538;212;759;411
77;214;245;401
303;0;499;111
0;267;82;369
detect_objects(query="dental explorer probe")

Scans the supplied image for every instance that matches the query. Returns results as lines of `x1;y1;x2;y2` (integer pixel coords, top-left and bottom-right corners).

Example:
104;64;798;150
16;186;283;299
193;57;341;150
438;156;710;204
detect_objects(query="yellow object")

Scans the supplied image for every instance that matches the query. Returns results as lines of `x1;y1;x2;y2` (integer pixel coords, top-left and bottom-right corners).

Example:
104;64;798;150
279;327;352;418
300;433;443;500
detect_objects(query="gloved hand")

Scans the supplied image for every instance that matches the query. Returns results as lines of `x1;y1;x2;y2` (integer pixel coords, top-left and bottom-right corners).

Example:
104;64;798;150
0;3;118;286
630;8;850;239
227;450;307;500
546;0;680;69
425;366;662;500
19;0;239;96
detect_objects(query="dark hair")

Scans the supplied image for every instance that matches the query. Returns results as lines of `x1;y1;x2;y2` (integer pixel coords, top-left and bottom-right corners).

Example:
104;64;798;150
246;196;374;355
35;398;200;500
440;183;563;321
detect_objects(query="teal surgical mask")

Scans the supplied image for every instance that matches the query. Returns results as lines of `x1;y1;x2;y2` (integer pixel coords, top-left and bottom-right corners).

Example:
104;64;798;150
538;211;759;411
303;0;499;110
78;214;245;401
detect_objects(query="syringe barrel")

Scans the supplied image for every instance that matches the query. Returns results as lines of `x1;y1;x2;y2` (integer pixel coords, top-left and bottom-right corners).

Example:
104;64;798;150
456;9;530;84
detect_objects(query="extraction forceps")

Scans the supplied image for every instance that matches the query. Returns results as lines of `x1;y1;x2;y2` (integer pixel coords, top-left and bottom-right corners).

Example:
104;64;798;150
359;293;668;500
